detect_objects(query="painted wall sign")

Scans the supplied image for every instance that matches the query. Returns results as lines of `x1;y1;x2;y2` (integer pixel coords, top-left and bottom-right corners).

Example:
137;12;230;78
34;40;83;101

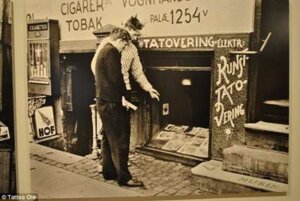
34;106;57;139
140;35;247;49
25;0;255;41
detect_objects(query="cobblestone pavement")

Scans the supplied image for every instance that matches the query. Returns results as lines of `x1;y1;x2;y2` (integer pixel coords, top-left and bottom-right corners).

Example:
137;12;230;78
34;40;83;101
30;151;217;198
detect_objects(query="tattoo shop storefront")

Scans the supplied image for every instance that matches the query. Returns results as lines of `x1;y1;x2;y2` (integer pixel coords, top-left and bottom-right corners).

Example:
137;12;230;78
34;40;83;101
25;0;288;169
96;0;257;165
135;35;250;165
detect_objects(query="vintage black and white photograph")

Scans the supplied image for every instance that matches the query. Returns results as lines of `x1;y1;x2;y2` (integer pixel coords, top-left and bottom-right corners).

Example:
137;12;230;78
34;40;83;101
0;0;16;195
24;0;289;199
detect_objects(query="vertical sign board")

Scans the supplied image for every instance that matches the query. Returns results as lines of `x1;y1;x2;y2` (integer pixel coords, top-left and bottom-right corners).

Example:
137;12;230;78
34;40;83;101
211;35;250;160
34;106;56;139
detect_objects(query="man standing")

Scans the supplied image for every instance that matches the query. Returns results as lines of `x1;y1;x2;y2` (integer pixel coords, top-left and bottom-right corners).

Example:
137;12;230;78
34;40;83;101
95;28;143;187
92;15;160;101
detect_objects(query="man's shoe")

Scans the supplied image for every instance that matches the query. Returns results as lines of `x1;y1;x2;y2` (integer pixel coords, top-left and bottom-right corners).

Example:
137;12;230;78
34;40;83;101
103;175;117;181
118;179;144;187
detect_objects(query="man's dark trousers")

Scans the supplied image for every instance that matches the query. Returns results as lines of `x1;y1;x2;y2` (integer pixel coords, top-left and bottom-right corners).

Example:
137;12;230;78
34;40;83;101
97;99;132;184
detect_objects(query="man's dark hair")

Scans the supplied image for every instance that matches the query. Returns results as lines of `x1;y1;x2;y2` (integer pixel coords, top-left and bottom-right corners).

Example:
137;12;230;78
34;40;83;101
125;15;144;31
110;28;131;42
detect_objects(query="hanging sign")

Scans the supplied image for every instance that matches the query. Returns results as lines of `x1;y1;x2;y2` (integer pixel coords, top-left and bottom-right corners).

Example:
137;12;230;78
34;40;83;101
34;106;56;139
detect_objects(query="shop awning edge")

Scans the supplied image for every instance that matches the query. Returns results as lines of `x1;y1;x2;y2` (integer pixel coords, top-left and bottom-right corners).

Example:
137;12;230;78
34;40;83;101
60;39;98;54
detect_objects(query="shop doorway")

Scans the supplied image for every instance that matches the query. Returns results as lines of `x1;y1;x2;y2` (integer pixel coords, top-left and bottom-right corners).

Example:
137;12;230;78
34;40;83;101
139;50;212;165
62;53;95;156
256;0;289;124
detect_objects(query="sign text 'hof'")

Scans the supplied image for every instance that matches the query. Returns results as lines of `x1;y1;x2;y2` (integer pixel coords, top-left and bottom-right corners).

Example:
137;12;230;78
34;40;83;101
34;106;56;139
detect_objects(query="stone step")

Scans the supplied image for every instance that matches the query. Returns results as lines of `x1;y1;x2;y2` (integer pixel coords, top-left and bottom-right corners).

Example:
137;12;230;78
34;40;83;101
245;121;289;152
30;143;84;165
191;160;287;193
223;145;288;183
264;99;289;108
262;99;289;124
137;146;204;167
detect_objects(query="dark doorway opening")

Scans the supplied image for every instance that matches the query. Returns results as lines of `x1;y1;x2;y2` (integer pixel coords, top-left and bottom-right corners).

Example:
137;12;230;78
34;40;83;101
138;50;213;165
254;0;289;124
147;69;211;128
62;53;95;156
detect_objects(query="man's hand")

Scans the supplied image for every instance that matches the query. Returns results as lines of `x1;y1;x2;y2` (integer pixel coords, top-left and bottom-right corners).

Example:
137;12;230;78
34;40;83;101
148;88;160;101
122;96;138;110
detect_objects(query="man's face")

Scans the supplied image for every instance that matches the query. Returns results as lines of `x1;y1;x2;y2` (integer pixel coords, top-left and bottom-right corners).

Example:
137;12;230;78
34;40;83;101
127;28;141;41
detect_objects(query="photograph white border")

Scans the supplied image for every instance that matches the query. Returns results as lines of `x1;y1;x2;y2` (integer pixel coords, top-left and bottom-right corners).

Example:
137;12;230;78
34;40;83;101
12;0;31;194
12;0;300;200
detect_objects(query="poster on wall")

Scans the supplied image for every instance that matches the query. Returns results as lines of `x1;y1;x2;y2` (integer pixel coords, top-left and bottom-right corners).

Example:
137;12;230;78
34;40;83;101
34;106;56;139
24;0;290;200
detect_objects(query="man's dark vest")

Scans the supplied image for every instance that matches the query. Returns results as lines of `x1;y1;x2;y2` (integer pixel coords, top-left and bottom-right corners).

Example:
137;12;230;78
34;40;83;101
95;43;126;102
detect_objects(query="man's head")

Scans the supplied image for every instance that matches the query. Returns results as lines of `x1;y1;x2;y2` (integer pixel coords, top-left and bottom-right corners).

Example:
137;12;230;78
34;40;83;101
124;15;144;41
109;28;131;52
